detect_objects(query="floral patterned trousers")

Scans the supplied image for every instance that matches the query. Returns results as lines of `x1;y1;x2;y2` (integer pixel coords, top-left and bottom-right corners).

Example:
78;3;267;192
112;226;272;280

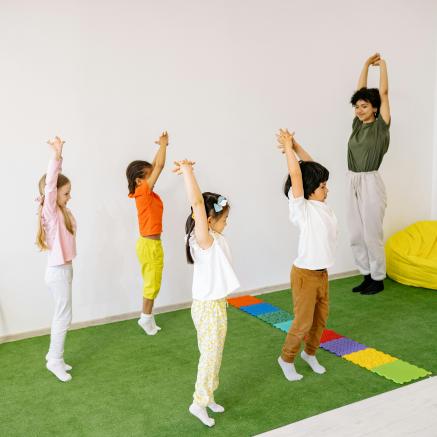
191;298;228;407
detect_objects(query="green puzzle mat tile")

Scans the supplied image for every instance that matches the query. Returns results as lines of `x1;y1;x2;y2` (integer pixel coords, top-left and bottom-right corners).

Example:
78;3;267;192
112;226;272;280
371;359;432;384
257;310;292;325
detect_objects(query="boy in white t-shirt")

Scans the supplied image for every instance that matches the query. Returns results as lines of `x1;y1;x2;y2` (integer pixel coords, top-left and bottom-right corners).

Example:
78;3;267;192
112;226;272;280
173;159;240;428
276;129;337;382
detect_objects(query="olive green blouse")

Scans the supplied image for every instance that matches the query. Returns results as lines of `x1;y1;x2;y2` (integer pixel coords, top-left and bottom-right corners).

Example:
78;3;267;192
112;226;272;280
348;116;390;172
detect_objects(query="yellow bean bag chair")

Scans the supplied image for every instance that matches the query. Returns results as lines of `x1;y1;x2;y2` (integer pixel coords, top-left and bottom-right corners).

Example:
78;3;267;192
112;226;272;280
385;221;437;290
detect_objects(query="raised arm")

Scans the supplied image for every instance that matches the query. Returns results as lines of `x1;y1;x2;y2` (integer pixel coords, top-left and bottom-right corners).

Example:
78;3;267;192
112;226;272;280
357;53;380;90
292;138;313;162
277;129;304;198
44;136;65;218
173;160;214;250
376;58;391;124
147;131;168;190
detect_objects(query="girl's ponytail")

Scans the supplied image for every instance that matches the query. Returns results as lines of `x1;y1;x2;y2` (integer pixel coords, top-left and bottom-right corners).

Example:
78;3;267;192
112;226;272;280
36;194;48;250
184;192;229;264
185;210;195;264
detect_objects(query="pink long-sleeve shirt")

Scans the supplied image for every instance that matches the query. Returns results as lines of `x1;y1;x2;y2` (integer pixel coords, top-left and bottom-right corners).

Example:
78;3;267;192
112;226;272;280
42;158;77;266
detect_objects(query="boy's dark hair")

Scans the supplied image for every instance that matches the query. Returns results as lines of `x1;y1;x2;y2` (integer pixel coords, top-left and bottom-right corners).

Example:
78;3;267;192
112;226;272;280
350;87;381;116
185;192;229;264
283;161;329;199
126;160;152;195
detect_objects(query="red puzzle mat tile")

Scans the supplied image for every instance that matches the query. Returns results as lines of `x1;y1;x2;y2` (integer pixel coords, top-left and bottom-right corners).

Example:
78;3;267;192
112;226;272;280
319;329;344;344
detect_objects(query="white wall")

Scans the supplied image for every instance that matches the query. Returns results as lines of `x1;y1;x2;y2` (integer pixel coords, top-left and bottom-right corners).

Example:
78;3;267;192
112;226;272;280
1;0;436;338
432;46;437;218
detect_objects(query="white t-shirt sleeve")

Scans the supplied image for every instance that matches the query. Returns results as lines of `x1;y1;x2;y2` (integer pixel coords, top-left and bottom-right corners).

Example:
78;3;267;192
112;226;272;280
288;189;307;228
189;234;214;263
189;232;240;300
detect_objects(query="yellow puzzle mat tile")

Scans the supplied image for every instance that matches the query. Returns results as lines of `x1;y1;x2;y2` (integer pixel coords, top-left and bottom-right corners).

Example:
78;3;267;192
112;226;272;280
343;348;397;370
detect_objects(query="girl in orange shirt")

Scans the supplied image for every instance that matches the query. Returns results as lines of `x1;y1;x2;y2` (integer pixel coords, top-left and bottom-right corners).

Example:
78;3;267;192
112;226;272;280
126;132;168;335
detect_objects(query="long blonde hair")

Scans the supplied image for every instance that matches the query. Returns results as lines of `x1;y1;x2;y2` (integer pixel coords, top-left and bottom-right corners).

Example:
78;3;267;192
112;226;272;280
36;173;74;250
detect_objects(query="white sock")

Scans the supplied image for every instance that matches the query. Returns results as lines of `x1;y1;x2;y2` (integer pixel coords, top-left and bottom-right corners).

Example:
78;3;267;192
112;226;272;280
301;351;326;374
46;354;72;371
46;360;72;382
189;403;215;427
208;402;225;413
150;314;161;331
277;356;303;381
138;314;157;336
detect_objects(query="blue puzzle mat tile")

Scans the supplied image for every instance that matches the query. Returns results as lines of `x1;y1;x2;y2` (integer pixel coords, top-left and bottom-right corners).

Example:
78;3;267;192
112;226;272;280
239;302;280;316
273;320;293;333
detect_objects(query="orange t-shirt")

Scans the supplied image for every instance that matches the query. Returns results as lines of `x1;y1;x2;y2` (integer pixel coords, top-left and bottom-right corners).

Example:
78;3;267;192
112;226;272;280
129;181;163;236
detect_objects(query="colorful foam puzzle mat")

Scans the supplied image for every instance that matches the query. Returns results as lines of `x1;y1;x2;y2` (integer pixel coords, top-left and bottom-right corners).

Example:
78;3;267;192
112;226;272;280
227;295;431;384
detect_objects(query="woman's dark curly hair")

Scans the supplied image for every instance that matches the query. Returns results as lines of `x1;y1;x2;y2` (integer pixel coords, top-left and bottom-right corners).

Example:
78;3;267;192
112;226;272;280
350;87;381;116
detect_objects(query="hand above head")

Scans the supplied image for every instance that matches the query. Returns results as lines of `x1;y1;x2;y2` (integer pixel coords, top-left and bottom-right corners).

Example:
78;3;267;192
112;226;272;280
155;131;169;148
47;136;65;158
276;128;294;153
366;53;381;67
172;159;196;175
372;56;385;67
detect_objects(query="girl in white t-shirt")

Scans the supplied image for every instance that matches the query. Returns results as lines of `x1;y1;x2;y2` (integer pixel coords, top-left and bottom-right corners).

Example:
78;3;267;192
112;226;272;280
173;159;239;428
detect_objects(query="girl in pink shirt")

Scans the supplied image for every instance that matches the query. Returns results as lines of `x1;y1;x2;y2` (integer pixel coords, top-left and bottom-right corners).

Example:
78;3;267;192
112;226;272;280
36;136;76;382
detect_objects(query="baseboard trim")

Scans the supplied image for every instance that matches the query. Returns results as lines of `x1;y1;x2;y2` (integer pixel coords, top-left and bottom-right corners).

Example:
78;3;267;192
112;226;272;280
0;269;359;344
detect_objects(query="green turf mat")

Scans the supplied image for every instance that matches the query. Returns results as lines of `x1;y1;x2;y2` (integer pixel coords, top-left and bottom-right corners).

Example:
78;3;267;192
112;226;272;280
0;277;435;436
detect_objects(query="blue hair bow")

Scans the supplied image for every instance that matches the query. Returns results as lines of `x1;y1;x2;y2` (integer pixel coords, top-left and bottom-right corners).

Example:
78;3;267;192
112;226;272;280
213;196;228;213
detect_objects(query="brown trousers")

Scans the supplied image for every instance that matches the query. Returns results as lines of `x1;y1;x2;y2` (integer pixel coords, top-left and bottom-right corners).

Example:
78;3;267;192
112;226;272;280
281;265;329;363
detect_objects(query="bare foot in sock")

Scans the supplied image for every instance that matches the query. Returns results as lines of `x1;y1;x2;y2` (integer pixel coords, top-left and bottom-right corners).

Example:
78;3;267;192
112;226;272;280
46;355;72;371
208;402;225;413
278;357;303;381
301;351;326;374
46;360;72;382
189;403;215;427
151;315;161;331
138;317;158;336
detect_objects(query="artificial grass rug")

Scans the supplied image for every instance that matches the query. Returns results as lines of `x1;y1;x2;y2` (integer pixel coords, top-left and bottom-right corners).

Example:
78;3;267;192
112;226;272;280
1;276;436;436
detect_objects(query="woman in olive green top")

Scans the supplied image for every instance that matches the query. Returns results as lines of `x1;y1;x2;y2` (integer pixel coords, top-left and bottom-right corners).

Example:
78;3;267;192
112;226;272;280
347;53;391;295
